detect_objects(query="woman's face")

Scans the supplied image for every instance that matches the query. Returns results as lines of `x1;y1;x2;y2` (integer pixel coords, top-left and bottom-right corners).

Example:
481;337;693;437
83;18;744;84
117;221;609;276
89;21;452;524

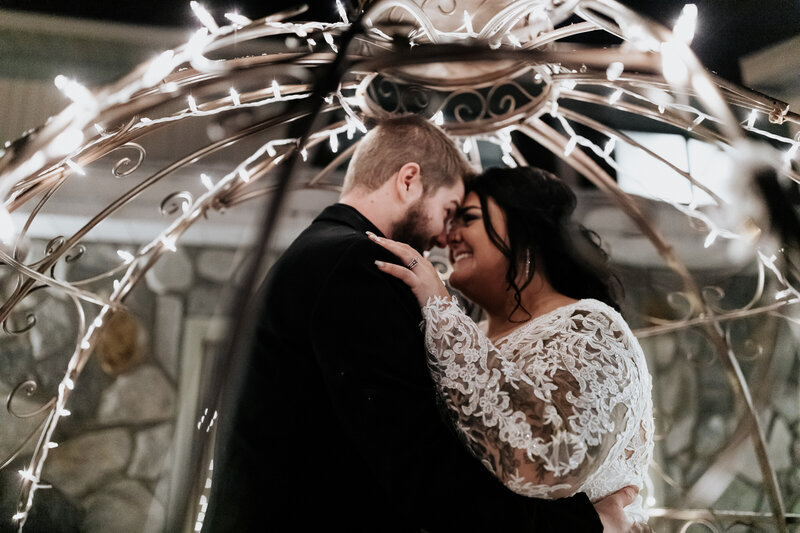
447;192;509;300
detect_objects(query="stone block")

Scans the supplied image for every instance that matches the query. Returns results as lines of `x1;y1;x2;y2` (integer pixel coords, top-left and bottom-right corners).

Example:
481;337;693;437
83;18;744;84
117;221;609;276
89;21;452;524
127;424;174;480
82;479;164;533
29;296;76;361
153;296;183;380
98;366;176;425
43;428;132;499
196;249;238;283
186;284;222;317
145;248;193;294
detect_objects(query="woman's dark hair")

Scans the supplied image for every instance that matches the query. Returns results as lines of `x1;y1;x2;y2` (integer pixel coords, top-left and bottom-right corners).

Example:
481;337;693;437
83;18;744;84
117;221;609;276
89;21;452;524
464;166;622;320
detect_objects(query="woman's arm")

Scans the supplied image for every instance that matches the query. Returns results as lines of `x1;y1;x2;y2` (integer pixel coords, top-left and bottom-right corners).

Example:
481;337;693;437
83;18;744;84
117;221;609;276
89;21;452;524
423;295;635;498
369;233;643;499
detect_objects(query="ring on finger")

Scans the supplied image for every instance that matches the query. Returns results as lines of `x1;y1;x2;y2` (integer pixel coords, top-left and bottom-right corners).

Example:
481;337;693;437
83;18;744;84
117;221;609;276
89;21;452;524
406;258;419;270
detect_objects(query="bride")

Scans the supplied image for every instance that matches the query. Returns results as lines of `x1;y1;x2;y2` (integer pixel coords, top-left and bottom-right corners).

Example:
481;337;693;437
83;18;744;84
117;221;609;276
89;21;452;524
370;166;654;522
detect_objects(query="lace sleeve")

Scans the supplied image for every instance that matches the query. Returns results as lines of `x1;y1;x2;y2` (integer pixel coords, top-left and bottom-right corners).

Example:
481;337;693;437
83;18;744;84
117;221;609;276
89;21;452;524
422;296;643;499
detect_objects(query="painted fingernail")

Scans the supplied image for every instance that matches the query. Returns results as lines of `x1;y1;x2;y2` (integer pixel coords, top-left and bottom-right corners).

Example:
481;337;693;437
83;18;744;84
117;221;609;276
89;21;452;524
374;260;385;267
366;231;379;240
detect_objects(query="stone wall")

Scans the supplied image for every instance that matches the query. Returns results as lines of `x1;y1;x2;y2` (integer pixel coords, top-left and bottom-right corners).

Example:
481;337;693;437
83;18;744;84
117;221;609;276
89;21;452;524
0;240;240;532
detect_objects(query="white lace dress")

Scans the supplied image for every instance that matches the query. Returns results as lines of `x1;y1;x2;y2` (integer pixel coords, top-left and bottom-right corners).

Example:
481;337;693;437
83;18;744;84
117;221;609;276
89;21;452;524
422;296;654;521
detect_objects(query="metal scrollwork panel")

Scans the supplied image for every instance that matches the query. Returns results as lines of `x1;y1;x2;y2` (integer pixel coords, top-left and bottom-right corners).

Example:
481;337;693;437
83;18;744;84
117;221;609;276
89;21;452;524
0;0;798;531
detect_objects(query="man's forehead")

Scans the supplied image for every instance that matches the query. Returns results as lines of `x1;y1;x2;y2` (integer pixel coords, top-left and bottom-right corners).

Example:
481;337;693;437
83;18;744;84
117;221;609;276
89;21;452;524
449;180;465;204
448;192;463;208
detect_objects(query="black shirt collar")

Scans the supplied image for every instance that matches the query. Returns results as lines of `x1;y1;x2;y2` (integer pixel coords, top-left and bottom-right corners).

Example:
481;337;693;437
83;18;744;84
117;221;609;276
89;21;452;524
314;203;386;238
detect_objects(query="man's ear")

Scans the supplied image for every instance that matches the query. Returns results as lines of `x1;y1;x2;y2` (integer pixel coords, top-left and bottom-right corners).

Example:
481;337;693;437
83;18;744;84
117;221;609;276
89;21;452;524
394;162;423;203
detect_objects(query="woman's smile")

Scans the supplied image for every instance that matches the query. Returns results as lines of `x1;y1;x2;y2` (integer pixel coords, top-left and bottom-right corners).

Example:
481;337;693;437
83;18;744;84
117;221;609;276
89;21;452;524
451;250;473;263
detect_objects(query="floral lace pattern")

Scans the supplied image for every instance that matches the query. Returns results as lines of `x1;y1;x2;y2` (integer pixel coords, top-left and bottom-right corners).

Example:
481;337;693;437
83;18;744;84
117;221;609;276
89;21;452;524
423;296;654;521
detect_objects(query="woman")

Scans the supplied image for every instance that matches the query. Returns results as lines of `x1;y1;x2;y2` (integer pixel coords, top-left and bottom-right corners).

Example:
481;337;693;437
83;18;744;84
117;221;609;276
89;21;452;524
369;166;654;521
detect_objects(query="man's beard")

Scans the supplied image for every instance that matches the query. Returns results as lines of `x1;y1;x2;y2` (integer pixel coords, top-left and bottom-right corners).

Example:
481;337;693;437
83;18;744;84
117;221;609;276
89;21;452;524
391;200;432;253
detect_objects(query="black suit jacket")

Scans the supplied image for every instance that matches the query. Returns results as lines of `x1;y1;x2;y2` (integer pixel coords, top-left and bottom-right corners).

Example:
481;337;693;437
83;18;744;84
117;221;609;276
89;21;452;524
207;204;603;532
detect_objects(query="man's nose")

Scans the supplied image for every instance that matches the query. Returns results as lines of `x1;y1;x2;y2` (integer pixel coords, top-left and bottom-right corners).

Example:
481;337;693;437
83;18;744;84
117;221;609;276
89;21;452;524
433;230;448;249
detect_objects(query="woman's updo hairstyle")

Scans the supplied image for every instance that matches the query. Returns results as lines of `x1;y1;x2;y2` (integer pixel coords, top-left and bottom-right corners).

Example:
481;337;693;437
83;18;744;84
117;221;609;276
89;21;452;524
465;166;622;320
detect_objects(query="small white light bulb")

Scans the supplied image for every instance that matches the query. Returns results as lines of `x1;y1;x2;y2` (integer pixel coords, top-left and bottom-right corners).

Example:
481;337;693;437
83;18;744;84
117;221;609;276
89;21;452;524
117;249;134;263
673;4;698;44
224;12;252;26
606;62;624;81
65;159;85;175
190;1;220;34
746;110;757;129
143;50;175;87
229;87;241;106
18;469;37;482
661;41;689;85
161;235;178;252
704;230;718;248
463;10;474;35
200;173;215;191
336;0;349;23
54;75;96;110
187;28;211;57
323;32;338;53
49;128;85;157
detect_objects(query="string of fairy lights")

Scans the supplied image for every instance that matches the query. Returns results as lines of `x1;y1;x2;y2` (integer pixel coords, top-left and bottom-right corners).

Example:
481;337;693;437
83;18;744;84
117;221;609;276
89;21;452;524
0;0;798;530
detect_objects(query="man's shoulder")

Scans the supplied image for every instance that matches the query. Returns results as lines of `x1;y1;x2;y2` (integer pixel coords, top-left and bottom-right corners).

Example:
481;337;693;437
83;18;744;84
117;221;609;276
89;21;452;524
269;217;387;294
284;216;373;264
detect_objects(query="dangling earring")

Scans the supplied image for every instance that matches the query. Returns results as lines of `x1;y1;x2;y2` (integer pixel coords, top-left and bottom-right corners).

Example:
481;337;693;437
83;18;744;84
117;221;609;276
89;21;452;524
524;248;531;279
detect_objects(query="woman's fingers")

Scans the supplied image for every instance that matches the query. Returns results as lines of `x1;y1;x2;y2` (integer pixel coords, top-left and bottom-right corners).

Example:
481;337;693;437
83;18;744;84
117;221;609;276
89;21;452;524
367;231;425;279
370;234;450;306
368;231;449;306
374;260;417;286
366;231;415;262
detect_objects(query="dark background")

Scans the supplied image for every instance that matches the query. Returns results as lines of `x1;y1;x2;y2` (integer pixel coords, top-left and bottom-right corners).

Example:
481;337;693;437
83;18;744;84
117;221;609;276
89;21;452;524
2;0;799;84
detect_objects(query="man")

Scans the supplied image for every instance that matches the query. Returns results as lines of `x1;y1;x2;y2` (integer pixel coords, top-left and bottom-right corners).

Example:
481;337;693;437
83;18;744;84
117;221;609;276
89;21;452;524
206;115;637;531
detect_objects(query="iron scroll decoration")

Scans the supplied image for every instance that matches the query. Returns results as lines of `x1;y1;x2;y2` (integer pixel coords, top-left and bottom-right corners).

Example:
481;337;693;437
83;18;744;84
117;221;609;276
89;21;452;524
0;0;798;531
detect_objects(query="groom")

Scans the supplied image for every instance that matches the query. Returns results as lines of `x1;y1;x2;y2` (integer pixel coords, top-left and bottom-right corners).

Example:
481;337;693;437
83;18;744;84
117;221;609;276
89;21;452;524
206;115;636;531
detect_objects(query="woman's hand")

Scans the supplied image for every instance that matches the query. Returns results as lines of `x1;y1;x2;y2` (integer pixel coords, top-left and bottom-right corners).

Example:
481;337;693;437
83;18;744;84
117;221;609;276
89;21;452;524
594;486;652;532
367;231;450;308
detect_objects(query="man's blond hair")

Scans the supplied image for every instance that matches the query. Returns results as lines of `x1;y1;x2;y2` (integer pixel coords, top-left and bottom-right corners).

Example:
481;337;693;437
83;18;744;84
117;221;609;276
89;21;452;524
342;115;471;194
